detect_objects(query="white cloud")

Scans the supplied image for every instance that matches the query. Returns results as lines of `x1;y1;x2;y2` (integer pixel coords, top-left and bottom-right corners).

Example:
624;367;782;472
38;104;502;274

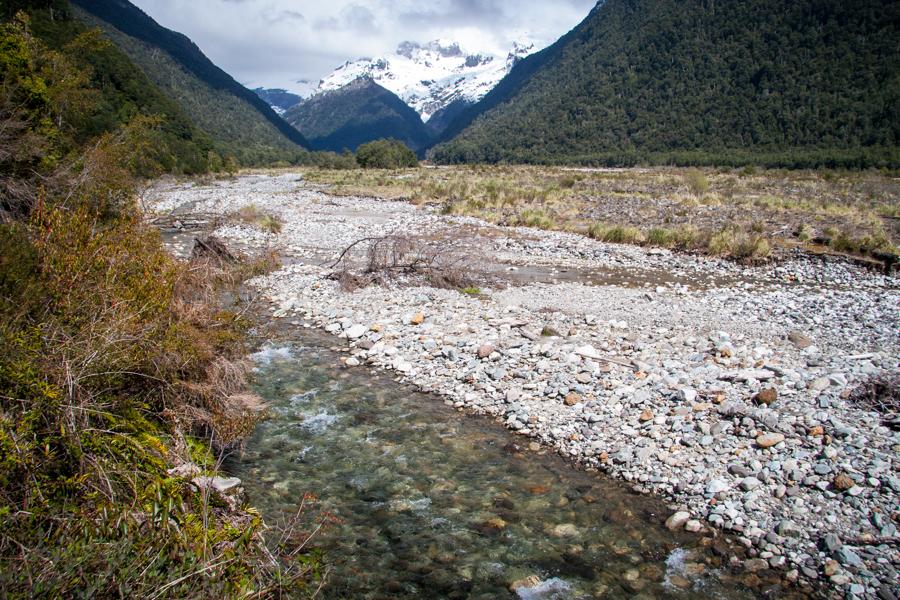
129;0;596;93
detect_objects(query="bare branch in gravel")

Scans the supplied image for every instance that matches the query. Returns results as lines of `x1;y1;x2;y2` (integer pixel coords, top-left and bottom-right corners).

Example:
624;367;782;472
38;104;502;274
328;233;484;291
847;372;900;430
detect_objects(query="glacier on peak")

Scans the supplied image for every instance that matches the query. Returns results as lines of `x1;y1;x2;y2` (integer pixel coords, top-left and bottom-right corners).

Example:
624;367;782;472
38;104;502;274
314;38;539;123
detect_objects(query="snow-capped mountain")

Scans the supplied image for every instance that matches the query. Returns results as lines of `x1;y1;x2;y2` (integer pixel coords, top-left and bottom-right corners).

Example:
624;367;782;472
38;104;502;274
315;39;539;123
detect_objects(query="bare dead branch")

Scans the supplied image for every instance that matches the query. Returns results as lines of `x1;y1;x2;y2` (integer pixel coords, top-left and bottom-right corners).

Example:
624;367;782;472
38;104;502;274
328;233;486;292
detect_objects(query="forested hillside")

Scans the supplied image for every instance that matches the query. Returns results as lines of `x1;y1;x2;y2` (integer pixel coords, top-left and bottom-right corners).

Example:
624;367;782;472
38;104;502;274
4;1;214;173
285;77;432;153
432;0;900;168
71;0;310;164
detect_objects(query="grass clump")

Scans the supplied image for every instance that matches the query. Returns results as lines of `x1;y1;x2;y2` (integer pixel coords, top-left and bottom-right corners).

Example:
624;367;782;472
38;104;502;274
587;222;645;244
646;227;677;247
795;223;815;242
708;227;772;260
517;209;556;230
236;204;283;235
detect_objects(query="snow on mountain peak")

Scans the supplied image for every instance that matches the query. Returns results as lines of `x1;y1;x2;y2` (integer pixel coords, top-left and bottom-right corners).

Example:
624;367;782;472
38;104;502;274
315;39;540;123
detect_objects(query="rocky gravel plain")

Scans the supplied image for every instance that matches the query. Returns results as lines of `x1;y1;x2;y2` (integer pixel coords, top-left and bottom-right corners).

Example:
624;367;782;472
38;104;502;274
149;173;900;598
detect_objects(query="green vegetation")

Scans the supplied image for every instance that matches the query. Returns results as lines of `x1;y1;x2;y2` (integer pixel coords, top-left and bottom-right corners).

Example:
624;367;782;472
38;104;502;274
431;0;899;169
684;170;710;198
0;10;324;596
708;227;772;260
236;204;284;236
17;3;214;174
286;78;432;153
73;6;304;166
70;0;308;149
355;139;419;169
303;165;898;262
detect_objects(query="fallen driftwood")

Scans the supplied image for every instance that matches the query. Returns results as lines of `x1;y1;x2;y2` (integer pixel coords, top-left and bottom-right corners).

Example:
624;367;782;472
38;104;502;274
328;233;481;291
192;235;237;263
574;345;634;369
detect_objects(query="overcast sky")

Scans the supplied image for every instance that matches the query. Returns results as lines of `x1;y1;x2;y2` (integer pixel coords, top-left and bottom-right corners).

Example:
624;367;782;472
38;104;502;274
129;0;597;95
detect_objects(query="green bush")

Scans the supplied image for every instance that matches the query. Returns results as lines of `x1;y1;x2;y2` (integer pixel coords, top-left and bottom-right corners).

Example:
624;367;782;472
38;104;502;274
355;139;419;169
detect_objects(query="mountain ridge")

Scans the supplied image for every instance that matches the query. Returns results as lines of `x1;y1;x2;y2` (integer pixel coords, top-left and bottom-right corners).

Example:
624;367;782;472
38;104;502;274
431;0;899;168
70;0;309;150
315;39;537;125
284;77;432;153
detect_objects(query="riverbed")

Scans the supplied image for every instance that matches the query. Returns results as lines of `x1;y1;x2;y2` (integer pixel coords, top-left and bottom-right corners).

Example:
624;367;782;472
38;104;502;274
148;172;899;598
230;334;773;599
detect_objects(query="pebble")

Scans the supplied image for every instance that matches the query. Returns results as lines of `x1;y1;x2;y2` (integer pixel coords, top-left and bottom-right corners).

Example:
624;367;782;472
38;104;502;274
756;433;785;448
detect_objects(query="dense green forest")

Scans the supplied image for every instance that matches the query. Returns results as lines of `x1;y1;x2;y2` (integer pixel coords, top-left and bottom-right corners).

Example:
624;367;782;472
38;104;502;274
431;0;900;168
5;1;215;174
69;1;310;166
286;77;432;153
70;0;309;150
355;138;420;169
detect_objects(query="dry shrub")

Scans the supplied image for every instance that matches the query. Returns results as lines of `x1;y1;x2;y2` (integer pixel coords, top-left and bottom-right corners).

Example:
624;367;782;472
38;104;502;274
847;373;900;430
329;234;483;291
181;357;267;450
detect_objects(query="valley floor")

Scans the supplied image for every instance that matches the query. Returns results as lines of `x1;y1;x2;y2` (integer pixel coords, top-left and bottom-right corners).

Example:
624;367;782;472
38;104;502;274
148;171;899;598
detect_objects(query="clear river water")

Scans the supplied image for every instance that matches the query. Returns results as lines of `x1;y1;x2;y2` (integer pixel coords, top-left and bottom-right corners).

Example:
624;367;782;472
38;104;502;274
227;334;772;599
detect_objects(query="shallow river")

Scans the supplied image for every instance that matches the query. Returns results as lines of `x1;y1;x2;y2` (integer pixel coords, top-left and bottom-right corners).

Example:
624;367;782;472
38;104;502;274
228;335;768;599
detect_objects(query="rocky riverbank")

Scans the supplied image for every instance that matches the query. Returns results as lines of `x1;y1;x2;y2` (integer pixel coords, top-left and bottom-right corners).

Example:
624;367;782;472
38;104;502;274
149;172;899;598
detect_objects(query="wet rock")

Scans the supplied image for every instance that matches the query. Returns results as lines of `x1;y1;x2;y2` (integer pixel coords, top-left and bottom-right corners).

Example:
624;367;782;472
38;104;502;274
550;523;579;537
509;575;541;593
665;511;691;530
744;558;769;573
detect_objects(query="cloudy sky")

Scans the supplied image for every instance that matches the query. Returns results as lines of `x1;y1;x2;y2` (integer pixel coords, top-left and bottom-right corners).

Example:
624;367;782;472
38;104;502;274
130;0;597;95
